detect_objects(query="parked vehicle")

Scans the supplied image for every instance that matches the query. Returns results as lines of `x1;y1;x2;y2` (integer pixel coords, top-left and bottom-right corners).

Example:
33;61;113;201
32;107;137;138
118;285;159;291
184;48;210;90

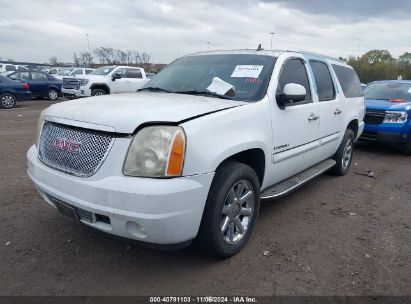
54;68;95;80
27;50;364;257
61;66;148;98
360;80;411;154
7;71;62;101
0;75;31;109
146;72;156;80
0;63;28;73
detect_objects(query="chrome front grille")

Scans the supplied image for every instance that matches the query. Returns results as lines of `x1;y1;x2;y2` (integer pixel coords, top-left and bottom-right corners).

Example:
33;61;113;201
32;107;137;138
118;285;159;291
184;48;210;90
63;78;80;90
38;122;113;177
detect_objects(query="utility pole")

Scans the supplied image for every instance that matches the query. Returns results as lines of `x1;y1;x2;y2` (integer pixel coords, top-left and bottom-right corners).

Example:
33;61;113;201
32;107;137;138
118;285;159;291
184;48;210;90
270;32;275;50
85;33;91;67
86;33;91;54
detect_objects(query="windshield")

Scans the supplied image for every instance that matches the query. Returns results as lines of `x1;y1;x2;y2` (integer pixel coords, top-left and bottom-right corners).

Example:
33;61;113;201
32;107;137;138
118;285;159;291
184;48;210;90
364;82;411;101
90;66;115;76
143;54;277;101
57;68;74;76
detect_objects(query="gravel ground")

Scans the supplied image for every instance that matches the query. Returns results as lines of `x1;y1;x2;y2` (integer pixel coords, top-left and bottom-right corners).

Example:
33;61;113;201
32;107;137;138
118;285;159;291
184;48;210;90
0;99;410;296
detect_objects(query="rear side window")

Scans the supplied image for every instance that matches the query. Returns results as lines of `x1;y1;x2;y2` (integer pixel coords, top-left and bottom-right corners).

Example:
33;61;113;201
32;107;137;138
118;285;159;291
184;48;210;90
332;65;362;98
126;68;142;79
310;61;335;101
277;58;312;103
6;65;16;71
72;69;83;75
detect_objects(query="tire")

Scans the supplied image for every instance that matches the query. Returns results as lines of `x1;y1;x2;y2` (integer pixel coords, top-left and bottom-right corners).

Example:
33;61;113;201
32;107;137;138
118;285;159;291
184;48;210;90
48;89;59;101
196;161;261;258
91;89;107;96
330;129;355;176
0;93;17;109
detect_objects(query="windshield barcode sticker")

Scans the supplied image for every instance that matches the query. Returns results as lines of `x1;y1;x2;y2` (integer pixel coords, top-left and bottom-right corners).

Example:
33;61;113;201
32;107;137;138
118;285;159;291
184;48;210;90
231;65;263;78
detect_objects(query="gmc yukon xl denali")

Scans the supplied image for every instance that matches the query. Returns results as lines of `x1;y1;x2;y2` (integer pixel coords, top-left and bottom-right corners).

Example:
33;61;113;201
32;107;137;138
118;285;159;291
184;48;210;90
27;50;365;257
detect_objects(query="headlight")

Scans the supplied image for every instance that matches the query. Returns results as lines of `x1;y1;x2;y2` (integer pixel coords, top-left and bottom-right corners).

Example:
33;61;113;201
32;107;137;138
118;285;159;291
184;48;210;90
35;110;46;148
123;126;186;177
384;111;408;123
79;79;89;86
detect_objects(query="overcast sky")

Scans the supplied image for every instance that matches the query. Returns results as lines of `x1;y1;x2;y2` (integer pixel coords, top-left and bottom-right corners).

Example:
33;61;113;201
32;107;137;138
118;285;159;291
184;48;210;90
1;0;410;64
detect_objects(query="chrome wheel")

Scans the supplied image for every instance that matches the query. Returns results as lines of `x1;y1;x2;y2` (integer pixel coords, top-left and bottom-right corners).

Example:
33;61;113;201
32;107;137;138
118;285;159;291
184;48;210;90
1;94;16;108
220;179;255;244
48;90;58;100
95;91;104;96
342;137;353;168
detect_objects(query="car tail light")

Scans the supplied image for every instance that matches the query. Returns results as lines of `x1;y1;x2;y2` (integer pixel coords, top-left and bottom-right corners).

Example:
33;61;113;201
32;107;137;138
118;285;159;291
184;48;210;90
389;99;405;103
23;83;30;90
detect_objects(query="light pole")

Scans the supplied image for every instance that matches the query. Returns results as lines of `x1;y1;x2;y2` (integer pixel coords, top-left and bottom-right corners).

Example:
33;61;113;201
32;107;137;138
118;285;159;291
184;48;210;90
86;33;91;54
207;41;210;51
270;32;275;50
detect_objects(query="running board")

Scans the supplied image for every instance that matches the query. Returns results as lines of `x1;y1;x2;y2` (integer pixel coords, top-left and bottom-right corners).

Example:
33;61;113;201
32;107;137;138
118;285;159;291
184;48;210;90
261;159;336;200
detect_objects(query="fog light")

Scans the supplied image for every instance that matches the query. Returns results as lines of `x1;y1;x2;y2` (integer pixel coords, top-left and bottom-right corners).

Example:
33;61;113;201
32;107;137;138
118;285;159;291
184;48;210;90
126;221;147;238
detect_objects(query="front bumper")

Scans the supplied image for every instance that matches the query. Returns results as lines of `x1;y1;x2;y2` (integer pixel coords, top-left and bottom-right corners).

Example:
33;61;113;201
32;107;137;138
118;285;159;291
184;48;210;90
27;145;214;245
62;87;90;98
360;121;410;146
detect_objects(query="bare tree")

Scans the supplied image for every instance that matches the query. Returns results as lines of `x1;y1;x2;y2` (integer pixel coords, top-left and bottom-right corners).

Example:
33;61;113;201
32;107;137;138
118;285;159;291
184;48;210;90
140;52;151;64
80;52;94;67
49;56;60;66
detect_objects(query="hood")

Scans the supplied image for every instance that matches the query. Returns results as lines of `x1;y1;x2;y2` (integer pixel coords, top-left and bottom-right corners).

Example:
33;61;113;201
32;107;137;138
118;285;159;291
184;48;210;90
366;99;411;112
45;92;245;133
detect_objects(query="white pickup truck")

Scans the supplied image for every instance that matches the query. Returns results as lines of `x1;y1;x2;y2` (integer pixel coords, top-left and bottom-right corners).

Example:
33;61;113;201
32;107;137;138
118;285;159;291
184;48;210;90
27;50;364;257
62;65;148;98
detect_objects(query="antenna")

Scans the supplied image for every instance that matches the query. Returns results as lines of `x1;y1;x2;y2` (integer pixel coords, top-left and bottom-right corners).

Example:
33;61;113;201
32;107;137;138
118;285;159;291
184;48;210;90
257;44;263;51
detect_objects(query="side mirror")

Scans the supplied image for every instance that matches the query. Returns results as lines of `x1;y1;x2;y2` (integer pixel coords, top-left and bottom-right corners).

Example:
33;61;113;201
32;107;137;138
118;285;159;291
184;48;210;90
112;72;122;81
277;83;306;107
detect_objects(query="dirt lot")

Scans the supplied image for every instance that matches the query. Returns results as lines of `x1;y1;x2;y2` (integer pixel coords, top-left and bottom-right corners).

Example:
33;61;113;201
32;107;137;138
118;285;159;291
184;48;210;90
0;100;410;296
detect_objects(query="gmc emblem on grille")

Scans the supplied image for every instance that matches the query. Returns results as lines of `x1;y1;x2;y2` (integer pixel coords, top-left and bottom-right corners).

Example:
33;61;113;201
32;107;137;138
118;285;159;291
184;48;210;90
52;138;81;154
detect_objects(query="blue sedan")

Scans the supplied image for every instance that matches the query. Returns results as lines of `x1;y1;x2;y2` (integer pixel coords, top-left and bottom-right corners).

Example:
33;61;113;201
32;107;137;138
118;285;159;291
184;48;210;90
7;71;62;101
0;75;32;109
361;80;411;154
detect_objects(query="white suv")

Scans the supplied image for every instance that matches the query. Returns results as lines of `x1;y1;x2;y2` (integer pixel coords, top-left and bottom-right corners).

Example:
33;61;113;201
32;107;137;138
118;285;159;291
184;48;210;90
61;65;148;98
27;50;364;257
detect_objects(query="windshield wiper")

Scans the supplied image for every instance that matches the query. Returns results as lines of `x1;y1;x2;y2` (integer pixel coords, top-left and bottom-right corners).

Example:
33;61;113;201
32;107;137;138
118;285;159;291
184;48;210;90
174;90;233;100
138;87;173;93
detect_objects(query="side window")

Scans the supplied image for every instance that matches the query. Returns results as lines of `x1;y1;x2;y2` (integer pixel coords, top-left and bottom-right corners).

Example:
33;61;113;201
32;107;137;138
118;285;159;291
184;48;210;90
6;65;16;71
31;72;48;81
115;68;127;77
277;58;312;103
309;60;336;101
85;69;93;74
72;69;83;75
9;72;21;80
332;64;363;98
126;68;142;79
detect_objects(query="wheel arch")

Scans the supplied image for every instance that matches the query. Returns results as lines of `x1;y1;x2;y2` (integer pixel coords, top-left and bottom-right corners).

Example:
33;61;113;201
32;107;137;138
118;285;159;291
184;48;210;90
347;119;359;138
214;148;266;186
90;83;111;94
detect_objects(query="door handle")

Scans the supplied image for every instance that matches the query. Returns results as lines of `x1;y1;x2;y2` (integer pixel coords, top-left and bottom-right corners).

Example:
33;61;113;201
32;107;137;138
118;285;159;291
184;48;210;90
308;113;319;121
334;108;342;115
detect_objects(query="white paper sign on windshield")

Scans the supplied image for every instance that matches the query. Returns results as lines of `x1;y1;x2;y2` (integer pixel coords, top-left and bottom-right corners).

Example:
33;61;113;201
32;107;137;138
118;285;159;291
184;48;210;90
206;77;235;96
231;65;264;78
